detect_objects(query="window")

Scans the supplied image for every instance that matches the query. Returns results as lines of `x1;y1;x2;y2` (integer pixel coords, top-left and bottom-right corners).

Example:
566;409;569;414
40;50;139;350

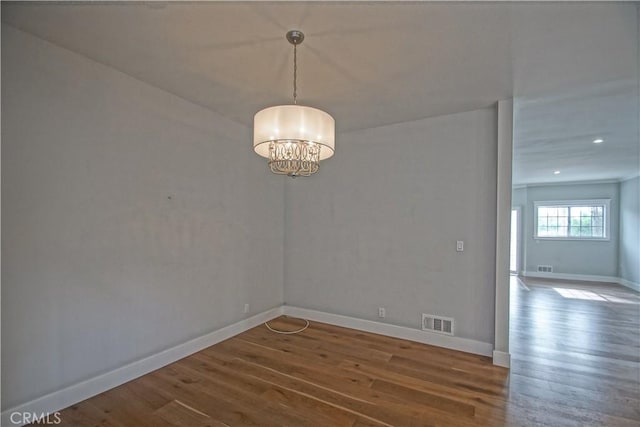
534;199;610;240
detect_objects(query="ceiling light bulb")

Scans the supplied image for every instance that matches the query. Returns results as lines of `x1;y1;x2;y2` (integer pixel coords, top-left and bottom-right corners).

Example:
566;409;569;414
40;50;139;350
554;170;561;175
593;138;603;144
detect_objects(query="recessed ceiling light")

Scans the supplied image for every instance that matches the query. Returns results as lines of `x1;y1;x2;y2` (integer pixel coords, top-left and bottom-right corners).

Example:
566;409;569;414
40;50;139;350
593;138;603;144
554;170;561;175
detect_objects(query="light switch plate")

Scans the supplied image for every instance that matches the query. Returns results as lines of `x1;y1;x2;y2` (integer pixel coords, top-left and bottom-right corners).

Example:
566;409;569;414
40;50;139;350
456;241;464;252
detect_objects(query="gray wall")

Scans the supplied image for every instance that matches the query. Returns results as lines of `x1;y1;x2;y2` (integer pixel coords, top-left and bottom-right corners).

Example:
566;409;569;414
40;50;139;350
1;25;284;410
518;182;619;277
284;108;498;345
619;176;639;284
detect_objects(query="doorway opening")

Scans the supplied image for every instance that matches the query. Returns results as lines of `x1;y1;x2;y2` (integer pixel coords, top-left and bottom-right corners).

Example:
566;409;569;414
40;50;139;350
509;208;520;274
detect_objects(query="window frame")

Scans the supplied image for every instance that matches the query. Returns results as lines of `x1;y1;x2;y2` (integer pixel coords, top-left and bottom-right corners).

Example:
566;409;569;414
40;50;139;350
533;199;611;241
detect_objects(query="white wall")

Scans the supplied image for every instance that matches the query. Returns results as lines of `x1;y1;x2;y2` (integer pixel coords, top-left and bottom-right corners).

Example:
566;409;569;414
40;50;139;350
1;25;284;410
517;182;619;277
511;187;527;274
284;108;498;345
619;176;639;285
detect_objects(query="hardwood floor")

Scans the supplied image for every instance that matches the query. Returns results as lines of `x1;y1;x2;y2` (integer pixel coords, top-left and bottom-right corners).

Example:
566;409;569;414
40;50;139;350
49;278;639;426
508;276;640;426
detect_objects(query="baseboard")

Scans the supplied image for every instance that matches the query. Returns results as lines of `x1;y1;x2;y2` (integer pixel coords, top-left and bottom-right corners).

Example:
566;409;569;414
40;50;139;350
522;271;640;293
522;271;619;283
618;277;640;292
3;304;507;425
1;307;283;427
492;350;511;368
282;306;494;357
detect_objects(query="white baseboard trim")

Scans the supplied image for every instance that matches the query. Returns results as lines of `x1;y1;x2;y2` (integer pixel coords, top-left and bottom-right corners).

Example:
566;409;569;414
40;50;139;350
618;278;640;292
522;271;619;283
0;307;283;427
282;306;494;358
3;304;510;425
492;350;511;368
522;271;640;293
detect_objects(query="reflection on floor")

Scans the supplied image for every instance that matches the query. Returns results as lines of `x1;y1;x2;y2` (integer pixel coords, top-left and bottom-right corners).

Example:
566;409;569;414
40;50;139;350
509;275;640;425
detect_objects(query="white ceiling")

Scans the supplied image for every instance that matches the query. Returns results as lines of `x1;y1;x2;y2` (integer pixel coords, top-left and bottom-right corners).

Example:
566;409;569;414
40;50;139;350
2;1;638;186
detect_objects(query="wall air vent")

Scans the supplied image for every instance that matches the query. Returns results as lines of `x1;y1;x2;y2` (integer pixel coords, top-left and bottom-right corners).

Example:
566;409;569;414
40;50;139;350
537;265;553;273
422;314;454;336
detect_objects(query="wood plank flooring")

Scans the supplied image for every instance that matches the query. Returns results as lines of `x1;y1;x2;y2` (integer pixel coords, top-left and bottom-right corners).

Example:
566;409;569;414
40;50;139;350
47;278;639;426
508;276;640;426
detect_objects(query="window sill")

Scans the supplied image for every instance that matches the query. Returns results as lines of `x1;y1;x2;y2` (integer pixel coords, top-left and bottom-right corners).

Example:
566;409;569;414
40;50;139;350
534;237;610;242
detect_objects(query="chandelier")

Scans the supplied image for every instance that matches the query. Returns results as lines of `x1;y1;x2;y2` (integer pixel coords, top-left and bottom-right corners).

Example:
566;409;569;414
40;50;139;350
253;30;335;177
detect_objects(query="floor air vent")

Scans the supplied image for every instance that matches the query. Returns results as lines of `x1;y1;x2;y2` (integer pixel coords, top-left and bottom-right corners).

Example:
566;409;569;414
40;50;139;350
537;265;553;273
422;314;454;336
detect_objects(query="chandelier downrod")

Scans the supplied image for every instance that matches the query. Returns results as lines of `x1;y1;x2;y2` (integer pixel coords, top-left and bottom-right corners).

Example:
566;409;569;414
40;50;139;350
286;30;304;105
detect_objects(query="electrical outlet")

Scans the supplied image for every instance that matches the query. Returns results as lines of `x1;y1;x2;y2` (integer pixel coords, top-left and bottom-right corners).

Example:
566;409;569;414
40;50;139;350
378;307;386;318
243;303;250;314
